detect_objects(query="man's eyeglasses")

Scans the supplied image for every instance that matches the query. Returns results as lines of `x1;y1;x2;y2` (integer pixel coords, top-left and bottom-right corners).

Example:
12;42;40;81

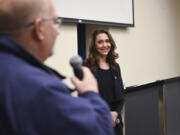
26;17;62;29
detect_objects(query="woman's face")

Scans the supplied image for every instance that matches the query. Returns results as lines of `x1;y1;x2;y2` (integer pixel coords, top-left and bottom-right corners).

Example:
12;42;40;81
95;33;111;57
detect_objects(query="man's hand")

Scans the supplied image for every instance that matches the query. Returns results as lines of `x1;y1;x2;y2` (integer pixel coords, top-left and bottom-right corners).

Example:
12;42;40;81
111;111;118;127
71;67;98;94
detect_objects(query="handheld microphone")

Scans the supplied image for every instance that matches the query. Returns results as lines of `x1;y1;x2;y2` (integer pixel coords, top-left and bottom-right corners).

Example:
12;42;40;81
69;56;83;80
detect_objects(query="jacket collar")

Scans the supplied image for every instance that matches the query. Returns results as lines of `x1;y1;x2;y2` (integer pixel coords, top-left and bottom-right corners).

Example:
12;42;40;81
0;34;66;79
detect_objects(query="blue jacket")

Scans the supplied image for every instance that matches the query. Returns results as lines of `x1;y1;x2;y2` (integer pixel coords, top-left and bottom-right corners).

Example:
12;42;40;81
0;35;114;135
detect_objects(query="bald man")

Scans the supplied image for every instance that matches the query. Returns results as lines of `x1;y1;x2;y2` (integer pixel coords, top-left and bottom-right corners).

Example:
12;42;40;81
0;0;114;135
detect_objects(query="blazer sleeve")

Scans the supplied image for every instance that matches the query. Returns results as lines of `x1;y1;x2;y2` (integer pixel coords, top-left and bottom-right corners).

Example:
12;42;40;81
7;71;115;135
113;64;125;115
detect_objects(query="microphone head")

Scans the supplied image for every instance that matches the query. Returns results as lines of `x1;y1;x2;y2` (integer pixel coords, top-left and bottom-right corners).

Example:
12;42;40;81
69;56;83;68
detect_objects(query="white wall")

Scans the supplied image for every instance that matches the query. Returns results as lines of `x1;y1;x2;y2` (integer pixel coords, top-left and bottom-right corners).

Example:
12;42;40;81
86;0;180;86
45;23;77;88
47;0;180;87
113;0;180;86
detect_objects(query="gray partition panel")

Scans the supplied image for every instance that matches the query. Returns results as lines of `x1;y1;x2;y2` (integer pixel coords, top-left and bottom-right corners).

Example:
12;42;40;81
164;80;180;135
125;85;161;135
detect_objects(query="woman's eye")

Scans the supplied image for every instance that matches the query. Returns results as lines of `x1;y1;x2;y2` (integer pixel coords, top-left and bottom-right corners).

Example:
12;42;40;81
105;40;110;43
98;40;103;44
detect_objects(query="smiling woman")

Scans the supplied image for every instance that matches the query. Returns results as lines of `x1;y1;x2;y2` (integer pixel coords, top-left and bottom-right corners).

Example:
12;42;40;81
84;29;125;135
95;33;111;57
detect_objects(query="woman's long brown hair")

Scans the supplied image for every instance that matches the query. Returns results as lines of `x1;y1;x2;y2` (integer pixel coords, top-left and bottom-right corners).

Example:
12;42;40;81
85;29;119;72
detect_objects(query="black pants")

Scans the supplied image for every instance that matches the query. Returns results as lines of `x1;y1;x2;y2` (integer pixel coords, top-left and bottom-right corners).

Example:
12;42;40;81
114;124;123;135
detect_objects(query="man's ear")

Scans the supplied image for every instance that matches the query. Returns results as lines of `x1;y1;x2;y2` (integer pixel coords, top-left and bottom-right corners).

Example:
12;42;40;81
33;18;45;41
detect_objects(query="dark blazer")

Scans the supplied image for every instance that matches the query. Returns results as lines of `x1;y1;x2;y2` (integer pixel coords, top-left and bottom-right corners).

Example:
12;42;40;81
83;61;125;131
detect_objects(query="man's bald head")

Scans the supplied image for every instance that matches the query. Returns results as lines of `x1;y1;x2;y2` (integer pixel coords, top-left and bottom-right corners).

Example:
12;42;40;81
0;0;52;34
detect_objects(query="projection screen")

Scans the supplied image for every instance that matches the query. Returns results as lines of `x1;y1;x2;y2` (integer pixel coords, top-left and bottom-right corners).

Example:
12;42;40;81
53;0;134;27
